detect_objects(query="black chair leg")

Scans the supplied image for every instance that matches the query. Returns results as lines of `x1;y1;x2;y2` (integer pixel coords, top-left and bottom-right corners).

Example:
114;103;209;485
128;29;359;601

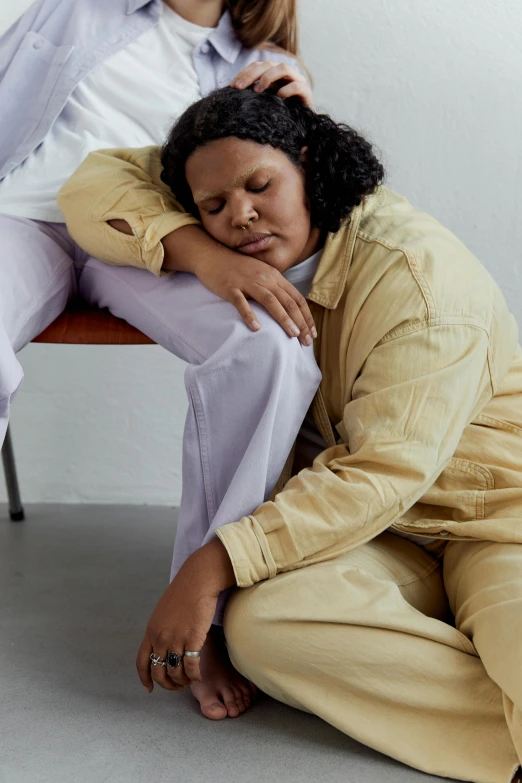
1;425;25;521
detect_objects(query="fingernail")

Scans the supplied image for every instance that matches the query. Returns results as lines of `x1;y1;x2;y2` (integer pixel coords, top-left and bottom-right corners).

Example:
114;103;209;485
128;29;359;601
251;319;261;330
290;324;300;337
304;335;312;346
143;685;151;693
236;80;245;88
311;327;318;339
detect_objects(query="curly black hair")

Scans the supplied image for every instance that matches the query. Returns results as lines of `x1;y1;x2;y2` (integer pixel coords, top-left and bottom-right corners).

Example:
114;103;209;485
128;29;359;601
161;87;385;234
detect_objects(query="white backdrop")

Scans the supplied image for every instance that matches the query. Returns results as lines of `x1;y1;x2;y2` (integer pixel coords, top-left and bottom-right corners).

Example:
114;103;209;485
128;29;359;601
1;0;521;504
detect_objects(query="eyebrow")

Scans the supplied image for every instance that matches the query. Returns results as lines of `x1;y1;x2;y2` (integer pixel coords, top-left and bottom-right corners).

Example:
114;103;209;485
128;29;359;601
193;164;272;205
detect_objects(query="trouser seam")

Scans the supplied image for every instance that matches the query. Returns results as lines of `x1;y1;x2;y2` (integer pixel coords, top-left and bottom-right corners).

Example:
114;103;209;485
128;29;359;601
394;559;441;587
186;369;217;523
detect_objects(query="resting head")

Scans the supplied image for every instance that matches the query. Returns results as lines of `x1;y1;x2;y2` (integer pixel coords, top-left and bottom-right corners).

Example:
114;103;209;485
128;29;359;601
161;87;385;273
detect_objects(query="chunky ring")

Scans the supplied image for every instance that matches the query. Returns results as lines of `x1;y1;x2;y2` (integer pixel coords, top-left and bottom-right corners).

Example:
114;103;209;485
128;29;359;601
167;651;183;668
150;653;167;667
184;650;201;659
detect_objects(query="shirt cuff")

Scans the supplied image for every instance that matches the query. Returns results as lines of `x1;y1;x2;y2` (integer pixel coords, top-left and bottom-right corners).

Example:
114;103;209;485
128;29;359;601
216;516;277;587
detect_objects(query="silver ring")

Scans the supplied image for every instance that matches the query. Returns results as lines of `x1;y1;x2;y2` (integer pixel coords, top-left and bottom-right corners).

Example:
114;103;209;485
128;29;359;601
184;650;201;658
150;653;167;667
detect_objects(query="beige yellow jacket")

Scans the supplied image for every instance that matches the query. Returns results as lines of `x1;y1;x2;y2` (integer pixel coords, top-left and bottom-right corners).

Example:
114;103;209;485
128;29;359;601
59;147;522;588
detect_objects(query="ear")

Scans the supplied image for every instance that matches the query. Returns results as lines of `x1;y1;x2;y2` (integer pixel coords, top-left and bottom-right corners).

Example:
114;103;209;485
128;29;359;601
300;145;309;166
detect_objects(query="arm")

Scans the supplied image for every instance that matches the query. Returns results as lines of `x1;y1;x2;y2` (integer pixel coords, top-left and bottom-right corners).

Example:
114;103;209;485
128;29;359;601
58;146;316;341
215;322;493;586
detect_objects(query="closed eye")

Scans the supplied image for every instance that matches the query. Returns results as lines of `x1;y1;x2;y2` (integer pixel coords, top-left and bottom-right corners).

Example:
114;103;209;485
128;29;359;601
249;183;269;194
208;202;224;215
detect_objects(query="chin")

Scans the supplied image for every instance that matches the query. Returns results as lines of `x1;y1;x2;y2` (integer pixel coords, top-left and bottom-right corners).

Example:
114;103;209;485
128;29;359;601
254;253;289;272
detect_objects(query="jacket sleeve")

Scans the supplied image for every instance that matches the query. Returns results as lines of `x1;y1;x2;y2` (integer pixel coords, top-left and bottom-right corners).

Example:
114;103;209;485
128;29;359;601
57;145;201;277
216;322;493;587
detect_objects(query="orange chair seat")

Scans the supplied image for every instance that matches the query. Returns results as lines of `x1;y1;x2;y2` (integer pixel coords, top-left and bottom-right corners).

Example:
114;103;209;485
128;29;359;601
32;299;154;345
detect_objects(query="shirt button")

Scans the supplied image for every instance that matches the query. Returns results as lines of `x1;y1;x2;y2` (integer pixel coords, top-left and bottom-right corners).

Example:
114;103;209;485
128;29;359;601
200;43;210;54
439;531;449;537
33;39;44;49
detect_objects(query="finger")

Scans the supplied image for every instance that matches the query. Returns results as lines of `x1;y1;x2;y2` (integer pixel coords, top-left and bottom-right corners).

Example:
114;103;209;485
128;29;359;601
270;284;315;346
150;651;186;690
276;81;314;109
182;652;203;684
165;651;191;688
248;285;304;339
279;279;318;341
254;63;305;94
228;289;262;332
230;60;278;90
136;638;154;692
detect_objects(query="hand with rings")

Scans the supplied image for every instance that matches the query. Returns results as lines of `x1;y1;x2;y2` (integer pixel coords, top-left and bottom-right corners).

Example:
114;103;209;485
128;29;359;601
136;538;236;693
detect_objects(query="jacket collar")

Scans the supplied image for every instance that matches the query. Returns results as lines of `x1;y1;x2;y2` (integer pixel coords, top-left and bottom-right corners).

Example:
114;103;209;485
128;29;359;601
307;203;363;310
126;1;242;64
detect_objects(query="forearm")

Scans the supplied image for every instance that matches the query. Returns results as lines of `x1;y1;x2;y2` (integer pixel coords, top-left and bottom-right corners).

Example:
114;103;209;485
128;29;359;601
178;537;237;595
109;220;239;276
161;224;237;275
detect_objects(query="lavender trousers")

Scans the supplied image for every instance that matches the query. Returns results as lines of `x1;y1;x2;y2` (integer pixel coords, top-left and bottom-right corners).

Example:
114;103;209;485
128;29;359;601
0;216;322;622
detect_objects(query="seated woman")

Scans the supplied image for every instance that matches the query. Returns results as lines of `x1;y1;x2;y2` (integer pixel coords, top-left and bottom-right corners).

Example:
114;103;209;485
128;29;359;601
60;87;522;782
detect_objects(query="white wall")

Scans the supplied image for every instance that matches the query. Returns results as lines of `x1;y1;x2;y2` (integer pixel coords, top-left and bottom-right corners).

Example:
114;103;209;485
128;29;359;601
1;0;521;504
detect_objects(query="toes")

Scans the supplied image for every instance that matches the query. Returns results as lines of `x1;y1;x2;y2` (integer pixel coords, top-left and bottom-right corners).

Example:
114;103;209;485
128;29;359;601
223;697;241;717
201;700;228;721
239;683;252;705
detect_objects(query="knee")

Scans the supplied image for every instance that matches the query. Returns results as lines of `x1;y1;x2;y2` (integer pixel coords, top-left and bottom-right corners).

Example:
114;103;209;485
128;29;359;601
223;583;285;680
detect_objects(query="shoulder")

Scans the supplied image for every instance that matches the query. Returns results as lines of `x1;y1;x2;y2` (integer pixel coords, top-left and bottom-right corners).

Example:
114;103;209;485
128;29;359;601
354;187;495;326
239;45;308;79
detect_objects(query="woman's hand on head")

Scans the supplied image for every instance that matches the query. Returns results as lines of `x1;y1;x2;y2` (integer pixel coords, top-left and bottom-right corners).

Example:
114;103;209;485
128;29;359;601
193;251;317;346
231;61;313;109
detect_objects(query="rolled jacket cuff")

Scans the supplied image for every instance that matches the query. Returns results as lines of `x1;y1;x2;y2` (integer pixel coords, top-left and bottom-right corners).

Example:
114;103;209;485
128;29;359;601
216;516;277;587
141;212;201;276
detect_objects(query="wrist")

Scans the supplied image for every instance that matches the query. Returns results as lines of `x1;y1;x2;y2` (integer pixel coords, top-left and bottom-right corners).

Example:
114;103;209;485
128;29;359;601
161;225;201;274
181;537;236;595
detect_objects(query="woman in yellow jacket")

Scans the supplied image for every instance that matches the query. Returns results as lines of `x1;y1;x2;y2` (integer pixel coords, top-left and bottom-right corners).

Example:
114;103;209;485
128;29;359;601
60;87;522;782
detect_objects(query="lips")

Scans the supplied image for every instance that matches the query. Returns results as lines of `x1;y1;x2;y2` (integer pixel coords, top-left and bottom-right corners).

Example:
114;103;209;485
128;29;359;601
237;233;273;255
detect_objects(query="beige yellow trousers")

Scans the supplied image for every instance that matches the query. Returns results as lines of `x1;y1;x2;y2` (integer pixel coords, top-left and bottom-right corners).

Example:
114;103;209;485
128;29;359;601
223;532;522;783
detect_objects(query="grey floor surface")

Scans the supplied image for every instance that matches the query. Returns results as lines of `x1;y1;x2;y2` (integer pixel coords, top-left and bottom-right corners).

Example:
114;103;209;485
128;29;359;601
0;504;457;783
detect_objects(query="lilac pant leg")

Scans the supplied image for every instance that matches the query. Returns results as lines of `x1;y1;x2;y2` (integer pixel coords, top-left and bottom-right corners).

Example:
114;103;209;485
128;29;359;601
0;216;76;450
79;258;322;623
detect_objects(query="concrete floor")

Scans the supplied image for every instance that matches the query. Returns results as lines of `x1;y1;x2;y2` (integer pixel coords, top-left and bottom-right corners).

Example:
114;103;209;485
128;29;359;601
0;504;456;783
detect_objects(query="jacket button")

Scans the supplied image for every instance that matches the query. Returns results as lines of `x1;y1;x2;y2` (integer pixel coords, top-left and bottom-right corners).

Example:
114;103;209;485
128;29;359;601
439;531;449;537
33;40;44;49
200;43;210;54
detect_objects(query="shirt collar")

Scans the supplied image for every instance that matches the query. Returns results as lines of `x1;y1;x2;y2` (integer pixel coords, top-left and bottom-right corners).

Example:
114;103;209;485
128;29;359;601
208;10;243;64
126;2;243;64
126;0;157;15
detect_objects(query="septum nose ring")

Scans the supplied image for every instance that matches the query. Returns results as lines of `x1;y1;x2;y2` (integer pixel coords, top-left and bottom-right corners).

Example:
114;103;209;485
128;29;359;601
241;220;252;230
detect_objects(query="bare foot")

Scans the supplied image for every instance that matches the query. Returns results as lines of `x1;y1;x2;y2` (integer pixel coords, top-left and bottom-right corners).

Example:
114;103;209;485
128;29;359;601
190;626;258;720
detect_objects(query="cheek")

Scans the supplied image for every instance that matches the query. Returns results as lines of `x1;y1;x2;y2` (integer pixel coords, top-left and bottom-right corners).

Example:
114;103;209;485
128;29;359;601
272;183;311;237
200;214;226;242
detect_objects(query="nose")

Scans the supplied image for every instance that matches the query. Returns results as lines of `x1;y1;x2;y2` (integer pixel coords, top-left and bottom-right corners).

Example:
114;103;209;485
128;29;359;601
230;194;257;230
